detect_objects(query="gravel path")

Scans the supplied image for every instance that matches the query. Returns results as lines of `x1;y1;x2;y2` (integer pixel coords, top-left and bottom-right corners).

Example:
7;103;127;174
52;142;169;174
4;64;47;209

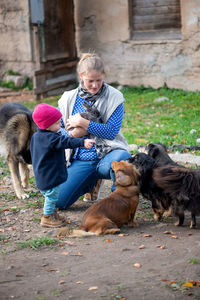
169;153;200;166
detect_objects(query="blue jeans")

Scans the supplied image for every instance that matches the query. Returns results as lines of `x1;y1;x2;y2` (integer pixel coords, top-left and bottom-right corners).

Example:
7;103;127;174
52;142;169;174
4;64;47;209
41;186;60;215
56;149;131;210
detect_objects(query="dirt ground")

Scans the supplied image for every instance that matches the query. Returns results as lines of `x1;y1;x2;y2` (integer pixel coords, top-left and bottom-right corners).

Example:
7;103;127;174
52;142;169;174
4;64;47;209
0;92;200;300
0;170;200;300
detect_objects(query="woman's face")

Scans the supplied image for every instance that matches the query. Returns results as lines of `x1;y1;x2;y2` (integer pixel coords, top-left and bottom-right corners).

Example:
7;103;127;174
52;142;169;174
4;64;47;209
80;70;104;94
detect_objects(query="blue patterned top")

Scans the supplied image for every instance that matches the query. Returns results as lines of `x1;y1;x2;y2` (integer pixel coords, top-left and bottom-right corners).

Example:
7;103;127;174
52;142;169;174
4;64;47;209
60;94;123;161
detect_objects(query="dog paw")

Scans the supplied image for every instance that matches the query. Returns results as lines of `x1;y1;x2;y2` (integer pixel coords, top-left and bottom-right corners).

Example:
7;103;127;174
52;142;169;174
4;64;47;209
174;221;183;226
20;193;30;200
128;221;138;227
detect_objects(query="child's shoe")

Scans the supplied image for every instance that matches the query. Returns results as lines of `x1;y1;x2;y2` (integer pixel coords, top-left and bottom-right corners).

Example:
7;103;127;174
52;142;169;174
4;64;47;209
40;214;64;228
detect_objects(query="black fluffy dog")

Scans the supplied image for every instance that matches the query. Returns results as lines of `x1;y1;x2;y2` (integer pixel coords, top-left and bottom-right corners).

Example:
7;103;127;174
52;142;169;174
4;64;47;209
128;144;200;228
153;165;200;228
147;142;178;167
127;152;173;222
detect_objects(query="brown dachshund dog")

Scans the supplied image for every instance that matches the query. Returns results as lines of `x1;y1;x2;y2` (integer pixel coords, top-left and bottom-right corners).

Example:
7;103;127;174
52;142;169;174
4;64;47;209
57;160;140;237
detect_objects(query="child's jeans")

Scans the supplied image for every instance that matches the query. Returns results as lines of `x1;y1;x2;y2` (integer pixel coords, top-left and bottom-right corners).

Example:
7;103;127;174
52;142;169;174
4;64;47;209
41;186;60;215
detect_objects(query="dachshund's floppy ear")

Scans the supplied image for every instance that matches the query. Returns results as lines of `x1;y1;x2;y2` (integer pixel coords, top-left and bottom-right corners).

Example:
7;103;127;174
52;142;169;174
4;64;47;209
115;171;132;186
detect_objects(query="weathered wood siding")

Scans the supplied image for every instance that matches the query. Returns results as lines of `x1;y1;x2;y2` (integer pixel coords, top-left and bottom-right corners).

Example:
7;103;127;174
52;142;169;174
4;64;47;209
130;0;181;39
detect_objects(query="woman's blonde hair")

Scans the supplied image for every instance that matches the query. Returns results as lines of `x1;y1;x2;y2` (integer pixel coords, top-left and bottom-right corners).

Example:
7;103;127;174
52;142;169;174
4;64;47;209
77;53;105;75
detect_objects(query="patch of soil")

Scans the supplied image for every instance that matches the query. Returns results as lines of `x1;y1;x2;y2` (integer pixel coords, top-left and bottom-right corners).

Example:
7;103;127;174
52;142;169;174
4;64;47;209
0;167;200;300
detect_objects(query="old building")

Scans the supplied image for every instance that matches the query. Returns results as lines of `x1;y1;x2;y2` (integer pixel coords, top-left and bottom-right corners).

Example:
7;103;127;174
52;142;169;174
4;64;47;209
0;0;200;97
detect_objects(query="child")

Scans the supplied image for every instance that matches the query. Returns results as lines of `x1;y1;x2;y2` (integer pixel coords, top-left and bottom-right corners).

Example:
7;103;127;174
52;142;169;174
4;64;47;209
30;103;95;227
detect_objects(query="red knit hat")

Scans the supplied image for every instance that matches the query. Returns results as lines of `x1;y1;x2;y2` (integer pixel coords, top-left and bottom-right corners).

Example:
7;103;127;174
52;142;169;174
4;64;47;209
32;103;62;129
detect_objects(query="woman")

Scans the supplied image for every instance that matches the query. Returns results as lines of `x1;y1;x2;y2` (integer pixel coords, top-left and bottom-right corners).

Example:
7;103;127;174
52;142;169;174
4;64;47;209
56;53;131;210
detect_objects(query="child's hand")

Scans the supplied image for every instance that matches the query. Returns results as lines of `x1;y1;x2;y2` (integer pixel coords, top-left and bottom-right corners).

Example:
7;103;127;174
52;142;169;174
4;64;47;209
84;139;96;149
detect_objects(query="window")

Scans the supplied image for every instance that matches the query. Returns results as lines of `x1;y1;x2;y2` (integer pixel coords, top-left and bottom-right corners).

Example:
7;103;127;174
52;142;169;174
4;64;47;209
130;0;181;40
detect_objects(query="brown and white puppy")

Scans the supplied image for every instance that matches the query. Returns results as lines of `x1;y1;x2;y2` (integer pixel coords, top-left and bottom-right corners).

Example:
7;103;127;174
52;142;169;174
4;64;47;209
57;161;140;237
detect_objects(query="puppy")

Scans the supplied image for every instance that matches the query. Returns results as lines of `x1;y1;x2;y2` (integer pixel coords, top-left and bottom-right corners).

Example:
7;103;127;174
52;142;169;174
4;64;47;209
57;161;140;237
0;102;36;199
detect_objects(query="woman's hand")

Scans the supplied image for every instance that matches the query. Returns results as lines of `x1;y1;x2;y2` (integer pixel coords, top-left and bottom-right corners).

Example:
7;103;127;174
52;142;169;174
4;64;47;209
69;127;89;138
66;114;90;131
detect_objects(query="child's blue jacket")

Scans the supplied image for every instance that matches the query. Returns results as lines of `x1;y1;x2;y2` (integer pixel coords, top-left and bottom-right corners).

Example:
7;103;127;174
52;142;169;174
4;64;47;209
30;128;84;190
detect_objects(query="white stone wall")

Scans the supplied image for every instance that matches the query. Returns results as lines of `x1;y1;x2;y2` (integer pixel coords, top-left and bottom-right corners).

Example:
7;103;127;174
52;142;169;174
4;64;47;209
0;0;34;78
74;0;200;91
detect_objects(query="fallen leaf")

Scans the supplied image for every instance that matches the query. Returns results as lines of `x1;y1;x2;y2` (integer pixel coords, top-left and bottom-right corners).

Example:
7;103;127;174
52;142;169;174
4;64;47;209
118;233;129;237
24;229;31;232
138;245;145;249
186;292;193;296
64;241;74;245
88;286;98;291
106;239;111;243
182;282;193;288
169;281;176;285
133;263;141;268
143;234;152;238
189;280;200;287
61;251;69;256
160;245;166;249
16;273;24;277
164;231;174;235
76;252;83;256
161;278;168;282
156;245;166;249
58;280;65;285
8;227;15;231
45;267;58;272
171;235;178;239
65;220;71;224
58;243;63;247
76;281;84;284
0;228;5;233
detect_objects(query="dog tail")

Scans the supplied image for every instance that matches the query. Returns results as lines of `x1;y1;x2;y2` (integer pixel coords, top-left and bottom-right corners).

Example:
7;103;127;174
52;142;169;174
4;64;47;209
56;227;96;238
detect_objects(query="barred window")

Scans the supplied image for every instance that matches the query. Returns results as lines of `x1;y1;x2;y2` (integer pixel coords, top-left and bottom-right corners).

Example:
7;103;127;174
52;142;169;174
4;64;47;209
130;0;181;40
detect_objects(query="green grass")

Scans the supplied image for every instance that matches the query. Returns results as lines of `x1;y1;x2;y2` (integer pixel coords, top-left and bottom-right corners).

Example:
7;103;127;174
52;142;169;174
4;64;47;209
17;237;58;250
22;85;200;147
189;258;199;264
121;86;200;147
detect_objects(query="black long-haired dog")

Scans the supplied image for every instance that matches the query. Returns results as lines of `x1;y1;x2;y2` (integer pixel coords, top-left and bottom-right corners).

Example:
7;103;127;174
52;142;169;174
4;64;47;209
147;142;178;167
127;152;173;222
153;165;200;228
128;143;200;228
